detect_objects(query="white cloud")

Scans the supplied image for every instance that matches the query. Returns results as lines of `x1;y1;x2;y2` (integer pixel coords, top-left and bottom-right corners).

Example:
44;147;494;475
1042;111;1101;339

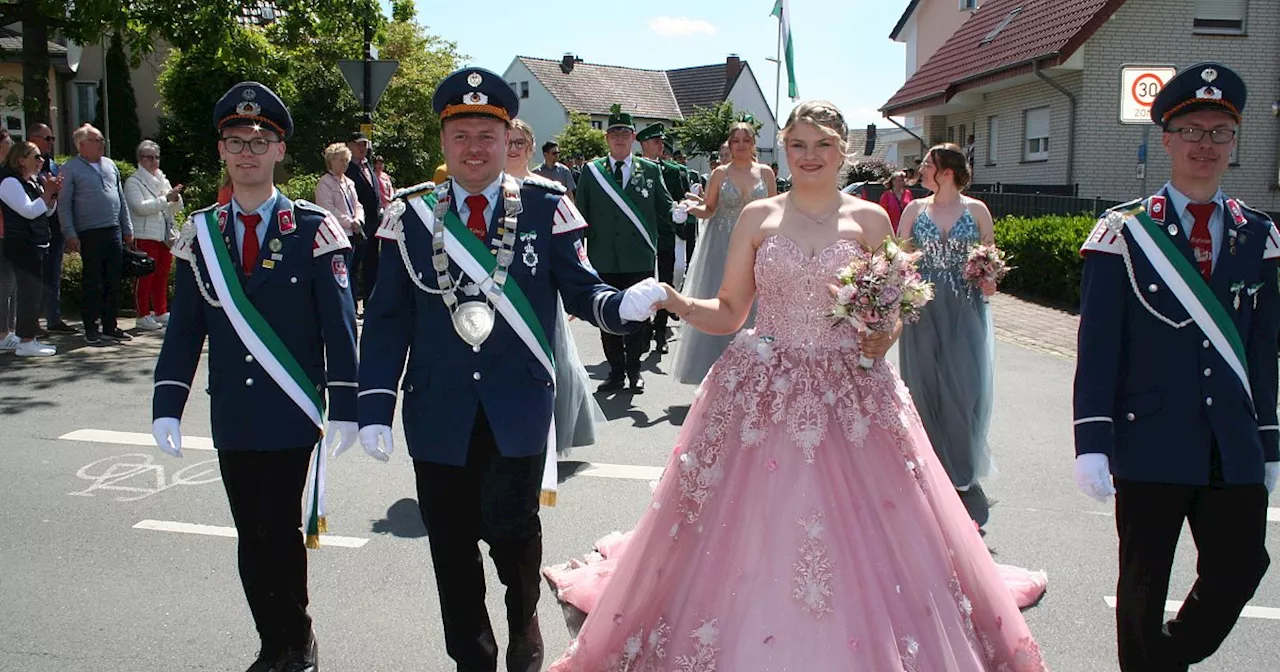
647;16;718;38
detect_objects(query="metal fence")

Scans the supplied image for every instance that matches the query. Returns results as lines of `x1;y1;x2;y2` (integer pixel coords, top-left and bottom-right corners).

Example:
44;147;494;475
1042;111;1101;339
968;192;1123;219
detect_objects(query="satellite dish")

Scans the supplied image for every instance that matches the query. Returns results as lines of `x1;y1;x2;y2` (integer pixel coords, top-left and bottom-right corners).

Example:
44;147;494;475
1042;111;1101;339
65;41;82;73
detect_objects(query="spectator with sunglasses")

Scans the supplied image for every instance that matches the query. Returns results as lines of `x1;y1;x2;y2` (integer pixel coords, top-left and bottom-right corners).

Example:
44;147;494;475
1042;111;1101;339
533;140;575;200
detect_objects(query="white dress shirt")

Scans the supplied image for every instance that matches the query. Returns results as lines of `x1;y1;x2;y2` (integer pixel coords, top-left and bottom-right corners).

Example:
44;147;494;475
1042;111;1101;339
1164;182;1226;270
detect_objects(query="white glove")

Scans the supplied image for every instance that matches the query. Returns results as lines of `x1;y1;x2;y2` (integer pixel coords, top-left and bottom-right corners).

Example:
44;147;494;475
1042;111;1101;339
358;425;394;462
618;278;667;322
672;204;688;224
1265;461;1279;494
327;420;360;458
1074;453;1115;503
152;417;183;458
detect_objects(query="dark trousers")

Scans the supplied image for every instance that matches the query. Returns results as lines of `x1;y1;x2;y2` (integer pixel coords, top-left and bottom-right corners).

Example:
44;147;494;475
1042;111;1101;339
597;271;653;378
78;227;122;335
359;233;379;302
653;244;676;345
344;234;364;304
219;447;315;651
1114;478;1270;671
4;239;47;339
43;226;64;323
415;407;544;672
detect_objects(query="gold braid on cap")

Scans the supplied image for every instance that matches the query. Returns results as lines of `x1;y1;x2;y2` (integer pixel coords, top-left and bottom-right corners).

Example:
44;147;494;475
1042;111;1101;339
1161;98;1241;124
218;114;287;138
440;103;510;122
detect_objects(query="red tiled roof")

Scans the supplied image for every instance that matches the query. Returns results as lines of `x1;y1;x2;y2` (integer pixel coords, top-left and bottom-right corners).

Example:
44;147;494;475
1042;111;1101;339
881;0;1128;116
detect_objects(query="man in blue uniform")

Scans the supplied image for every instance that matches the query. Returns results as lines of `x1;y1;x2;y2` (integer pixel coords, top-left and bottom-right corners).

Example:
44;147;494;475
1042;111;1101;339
355;67;663;672
150;82;360;672
1073;62;1279;672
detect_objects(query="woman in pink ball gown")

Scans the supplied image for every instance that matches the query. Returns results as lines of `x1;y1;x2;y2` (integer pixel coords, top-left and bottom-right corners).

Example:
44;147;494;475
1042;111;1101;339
544;100;1049;671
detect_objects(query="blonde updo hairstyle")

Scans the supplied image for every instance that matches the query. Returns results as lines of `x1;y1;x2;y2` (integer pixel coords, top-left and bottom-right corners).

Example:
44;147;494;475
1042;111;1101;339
726;121;759;160
779;100;851;175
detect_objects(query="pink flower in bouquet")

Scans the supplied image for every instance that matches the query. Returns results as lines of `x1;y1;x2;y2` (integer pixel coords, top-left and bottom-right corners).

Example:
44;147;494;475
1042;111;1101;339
963;244;1011;296
829;237;935;368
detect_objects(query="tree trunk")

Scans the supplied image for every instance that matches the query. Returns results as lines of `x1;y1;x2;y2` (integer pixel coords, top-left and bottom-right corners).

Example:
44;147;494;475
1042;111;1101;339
21;0;52;128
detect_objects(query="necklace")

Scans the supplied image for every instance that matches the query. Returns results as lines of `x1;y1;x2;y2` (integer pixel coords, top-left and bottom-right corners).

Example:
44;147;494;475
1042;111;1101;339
787;192;842;226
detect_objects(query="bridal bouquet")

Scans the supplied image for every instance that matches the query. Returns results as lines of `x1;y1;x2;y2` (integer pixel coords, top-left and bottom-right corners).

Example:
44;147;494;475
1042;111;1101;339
830;238;934;369
962;244;1011;298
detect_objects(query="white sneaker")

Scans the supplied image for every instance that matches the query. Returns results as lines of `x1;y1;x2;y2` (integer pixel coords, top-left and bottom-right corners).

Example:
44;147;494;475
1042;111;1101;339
0;333;18;352
136;315;163;331
155;312;171;326
15;339;56;357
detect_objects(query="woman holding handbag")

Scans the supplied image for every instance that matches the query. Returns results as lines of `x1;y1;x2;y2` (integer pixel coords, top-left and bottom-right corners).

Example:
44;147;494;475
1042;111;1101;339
124;140;183;331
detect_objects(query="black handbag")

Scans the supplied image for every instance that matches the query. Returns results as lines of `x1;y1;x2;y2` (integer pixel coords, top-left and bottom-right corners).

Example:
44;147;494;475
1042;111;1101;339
123;246;156;278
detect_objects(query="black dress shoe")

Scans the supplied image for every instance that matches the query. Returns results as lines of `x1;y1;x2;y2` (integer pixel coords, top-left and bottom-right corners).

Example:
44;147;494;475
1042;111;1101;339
102;328;133;342
244;645;285;672
628;373;645;393
47;321;78;334
597;376;626;393
277;635;318;672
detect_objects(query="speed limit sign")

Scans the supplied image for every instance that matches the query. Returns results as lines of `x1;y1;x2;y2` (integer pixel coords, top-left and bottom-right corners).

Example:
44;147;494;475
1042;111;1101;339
1120;65;1177;124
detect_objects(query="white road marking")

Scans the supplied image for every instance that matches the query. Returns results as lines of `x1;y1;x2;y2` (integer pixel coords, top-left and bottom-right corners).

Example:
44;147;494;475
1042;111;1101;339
1104;596;1280;620
1268;508;1280;523
133;519;369;548
60;429;215;451
61;429;666;481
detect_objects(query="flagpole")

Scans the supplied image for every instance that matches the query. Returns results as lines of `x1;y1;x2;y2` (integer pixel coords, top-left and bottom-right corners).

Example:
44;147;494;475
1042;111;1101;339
772;9;782;171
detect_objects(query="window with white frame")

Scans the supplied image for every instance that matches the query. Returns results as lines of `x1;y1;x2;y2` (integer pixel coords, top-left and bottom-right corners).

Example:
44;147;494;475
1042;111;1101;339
960;0;977;10
1023;107;1050;161
2;110;24;142
590;120;603;130
986;116;999;165
1193;0;1246;34
520;81;529;99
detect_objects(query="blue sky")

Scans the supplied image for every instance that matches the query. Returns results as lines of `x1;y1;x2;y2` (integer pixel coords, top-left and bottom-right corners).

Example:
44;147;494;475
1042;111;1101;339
410;0;911;129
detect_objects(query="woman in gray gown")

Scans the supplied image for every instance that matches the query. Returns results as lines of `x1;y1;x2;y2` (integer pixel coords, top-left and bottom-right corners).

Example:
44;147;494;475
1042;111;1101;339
671;122;776;384
897;143;999;519
506;120;605;453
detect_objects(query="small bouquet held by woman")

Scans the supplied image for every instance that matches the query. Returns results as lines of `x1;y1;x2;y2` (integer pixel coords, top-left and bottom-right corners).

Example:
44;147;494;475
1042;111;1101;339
831;238;934;369
962;243;1011;300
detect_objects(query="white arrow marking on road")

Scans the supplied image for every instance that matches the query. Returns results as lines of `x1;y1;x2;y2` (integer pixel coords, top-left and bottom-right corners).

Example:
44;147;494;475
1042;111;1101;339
134;519;369;548
1103;596;1280;620
61;429;215;451
62;429;665;481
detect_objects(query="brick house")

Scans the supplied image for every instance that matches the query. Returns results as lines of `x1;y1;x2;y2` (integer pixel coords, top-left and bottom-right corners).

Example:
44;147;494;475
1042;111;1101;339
880;0;1280;213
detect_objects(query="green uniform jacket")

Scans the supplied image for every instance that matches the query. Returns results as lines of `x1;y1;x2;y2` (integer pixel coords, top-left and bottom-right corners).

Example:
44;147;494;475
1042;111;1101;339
578;156;675;274
656;158;690;248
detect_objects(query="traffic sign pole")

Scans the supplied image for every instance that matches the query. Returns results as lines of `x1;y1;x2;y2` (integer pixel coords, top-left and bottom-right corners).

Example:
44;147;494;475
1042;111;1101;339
1119;64;1176;194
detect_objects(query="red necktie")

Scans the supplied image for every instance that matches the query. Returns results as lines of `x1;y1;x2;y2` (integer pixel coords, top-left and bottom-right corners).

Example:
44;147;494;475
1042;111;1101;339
240;212;262;276
464;194;489;240
1186;202;1216;282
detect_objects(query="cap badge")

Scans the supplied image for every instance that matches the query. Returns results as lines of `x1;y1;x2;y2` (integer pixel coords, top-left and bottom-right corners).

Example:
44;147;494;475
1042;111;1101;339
1201;68;1218;83
1195;86;1222;101
465;91;489;106
467;72;483;88
236;100;261;116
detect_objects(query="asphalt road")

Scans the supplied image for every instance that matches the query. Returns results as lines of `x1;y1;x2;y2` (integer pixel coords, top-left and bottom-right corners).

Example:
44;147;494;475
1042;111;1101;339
1;319;1277;671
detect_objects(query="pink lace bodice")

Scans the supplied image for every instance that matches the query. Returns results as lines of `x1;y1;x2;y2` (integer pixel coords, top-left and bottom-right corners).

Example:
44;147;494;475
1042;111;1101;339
750;234;866;352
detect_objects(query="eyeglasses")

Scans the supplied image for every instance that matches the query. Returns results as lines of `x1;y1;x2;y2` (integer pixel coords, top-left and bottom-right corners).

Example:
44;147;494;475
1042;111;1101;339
509;139;529;149
139;154;160;160
1168;127;1237;144
221;137;277;155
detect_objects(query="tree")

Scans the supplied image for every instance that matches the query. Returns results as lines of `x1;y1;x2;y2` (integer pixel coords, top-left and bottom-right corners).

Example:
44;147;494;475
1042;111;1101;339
555;113;607;162
94;32;141;160
671;101;759;158
842;158;897;188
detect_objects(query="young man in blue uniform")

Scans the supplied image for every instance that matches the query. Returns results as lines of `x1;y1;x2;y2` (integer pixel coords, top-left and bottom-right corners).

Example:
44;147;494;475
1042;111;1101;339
354;67;663;672
150;82;360;672
1073;62;1279;672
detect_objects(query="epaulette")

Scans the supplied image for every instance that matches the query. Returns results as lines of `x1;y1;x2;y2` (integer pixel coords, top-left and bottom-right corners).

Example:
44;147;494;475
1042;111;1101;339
552;196;588;235
293;198;327;214
521;174;567;194
1237;200;1276;225
394;181;437;201
376;199;408;241
312;209;351;257
171;219;199;262
1079;202;1142;257
1107;197;1144;215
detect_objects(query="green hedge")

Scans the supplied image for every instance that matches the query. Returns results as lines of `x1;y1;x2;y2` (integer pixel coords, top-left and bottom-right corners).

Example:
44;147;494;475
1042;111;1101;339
994;214;1097;307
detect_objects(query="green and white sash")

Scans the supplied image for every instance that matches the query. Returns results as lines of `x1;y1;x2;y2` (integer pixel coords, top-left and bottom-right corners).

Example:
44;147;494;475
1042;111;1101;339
1125;208;1252;404
408;196;562;503
195;211;331;545
587;158;656;252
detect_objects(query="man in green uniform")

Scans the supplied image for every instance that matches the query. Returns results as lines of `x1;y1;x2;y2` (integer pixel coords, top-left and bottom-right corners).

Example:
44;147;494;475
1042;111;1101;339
576;105;682;392
636;123;688;353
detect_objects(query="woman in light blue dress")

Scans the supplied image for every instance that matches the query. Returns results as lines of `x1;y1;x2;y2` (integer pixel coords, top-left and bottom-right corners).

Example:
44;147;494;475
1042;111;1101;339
671;122;775;384
897;143;999;516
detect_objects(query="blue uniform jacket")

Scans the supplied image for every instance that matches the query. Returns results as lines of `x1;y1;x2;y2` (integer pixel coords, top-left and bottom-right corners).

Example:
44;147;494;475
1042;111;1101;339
152;196;359;450
1073;190;1280;485
358;176;636;465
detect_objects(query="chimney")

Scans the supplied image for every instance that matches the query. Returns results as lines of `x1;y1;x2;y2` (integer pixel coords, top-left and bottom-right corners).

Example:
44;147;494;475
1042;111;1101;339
725;54;742;84
561;53;579;74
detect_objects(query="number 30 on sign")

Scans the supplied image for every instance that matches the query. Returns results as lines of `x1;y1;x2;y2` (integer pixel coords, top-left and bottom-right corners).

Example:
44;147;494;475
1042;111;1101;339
1120;65;1177;124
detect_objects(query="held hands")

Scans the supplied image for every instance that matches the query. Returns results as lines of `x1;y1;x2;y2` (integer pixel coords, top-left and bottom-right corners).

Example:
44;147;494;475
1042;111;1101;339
326;421;360;458
1074;453;1115;502
1266;461;1279;494
619;278;668;322
152;417;183;458
358;425;395;462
